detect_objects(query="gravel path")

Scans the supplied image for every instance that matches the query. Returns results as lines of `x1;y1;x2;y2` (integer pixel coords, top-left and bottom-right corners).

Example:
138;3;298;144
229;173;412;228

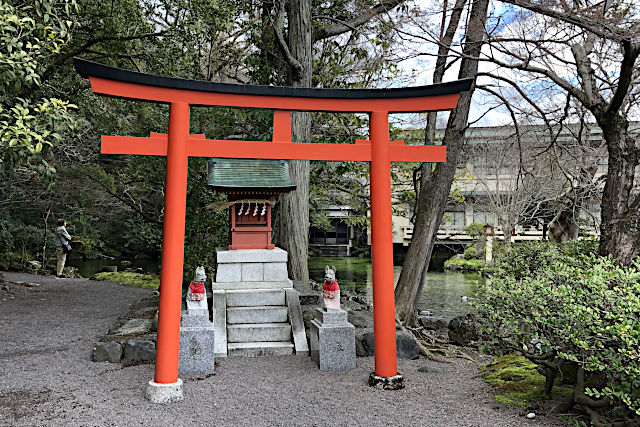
0;272;565;426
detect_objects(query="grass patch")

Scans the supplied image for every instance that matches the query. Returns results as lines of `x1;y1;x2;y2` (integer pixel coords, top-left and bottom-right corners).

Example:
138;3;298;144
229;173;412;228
91;272;160;290
480;354;571;407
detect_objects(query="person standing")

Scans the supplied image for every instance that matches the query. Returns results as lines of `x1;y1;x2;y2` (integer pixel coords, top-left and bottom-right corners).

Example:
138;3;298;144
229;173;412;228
54;219;72;278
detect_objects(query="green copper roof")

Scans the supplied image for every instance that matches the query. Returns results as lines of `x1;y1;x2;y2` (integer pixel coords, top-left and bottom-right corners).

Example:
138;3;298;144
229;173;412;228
206;158;296;191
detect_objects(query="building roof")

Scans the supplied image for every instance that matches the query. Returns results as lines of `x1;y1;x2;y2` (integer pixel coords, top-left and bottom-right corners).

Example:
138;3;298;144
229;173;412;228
206;158;296;192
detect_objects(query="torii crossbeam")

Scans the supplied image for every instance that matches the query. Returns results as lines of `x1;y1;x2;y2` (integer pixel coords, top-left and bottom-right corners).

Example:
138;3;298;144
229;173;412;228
74;58;472;400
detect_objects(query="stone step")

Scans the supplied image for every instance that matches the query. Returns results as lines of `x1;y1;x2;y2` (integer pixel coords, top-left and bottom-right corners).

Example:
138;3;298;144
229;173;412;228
228;341;294;357
213;280;292;290
227;306;289;324
227;323;292;343
226;289;285;307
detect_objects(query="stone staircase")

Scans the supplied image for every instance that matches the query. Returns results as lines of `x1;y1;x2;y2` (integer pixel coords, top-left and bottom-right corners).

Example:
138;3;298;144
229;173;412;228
212;248;309;358
226;289;295;356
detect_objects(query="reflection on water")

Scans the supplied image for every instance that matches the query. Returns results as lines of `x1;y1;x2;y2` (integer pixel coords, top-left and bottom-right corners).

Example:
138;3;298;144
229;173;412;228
308;256;483;322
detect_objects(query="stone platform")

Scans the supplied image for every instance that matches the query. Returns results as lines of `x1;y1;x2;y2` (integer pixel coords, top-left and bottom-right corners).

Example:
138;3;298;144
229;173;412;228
212;248;308;358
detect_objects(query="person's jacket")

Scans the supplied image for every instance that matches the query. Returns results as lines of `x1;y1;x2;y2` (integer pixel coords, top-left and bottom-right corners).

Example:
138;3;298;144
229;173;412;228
55;226;71;248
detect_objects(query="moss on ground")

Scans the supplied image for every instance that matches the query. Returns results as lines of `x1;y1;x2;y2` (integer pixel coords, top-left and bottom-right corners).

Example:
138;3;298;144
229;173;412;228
480;354;571;407
91;272;160;290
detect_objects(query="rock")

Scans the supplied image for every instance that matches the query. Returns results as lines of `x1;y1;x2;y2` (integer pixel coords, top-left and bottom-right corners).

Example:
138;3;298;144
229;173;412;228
62;266;82;278
341;299;366;312
355;331;373;357
448;314;479;346
358;330;419;359
28;260;42;270
418;316;448;331
113;318;153;336
526;413;536;420
151;311;158;332
396;331;419;359
123;340;156;362
134;253;152;259
121;260;133;267
102;265;118;272
348;310;374;329
92;342;123;362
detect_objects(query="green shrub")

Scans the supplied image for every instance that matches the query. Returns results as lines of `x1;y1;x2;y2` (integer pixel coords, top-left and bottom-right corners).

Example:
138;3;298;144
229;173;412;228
444;256;485;272
466;222;485;238
463;245;478;260
476;239;640;424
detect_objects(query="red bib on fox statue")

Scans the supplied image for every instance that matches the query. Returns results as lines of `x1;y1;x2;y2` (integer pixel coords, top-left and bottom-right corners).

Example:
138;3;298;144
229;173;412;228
322;265;341;310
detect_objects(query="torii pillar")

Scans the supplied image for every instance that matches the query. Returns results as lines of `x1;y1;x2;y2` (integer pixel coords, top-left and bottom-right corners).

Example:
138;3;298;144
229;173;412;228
74;58;472;402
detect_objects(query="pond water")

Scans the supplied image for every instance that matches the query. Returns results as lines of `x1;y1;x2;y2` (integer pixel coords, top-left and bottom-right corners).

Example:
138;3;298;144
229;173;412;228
308;257;483;322
69;255;482;322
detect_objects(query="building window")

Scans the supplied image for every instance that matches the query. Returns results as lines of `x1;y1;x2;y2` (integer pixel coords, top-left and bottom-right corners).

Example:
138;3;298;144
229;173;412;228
309;219;349;245
473;211;497;226
443;211;465;226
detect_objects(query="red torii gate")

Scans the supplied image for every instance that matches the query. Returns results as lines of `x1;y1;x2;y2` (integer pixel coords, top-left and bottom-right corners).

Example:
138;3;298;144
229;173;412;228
74;58;471;400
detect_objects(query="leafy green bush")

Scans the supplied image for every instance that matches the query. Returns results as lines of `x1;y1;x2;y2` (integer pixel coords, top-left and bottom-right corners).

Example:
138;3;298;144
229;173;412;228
463;245;478;260
476;239;640;424
466;222;485;238
444;256;485;272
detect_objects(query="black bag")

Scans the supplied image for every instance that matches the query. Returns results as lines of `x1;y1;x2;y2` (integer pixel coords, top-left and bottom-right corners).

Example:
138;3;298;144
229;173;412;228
62;243;72;254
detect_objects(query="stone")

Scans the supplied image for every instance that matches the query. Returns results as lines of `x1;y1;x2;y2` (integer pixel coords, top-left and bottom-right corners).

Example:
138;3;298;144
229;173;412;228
212;290;227;357
215;263;241;283
216;247;287;264
178;325;215;375
186;288;208;316
151;311;158;332
348;310;374;329
360;330;419;359
145;379;183;403
123;340;156;362
285;288;309;356
263;262;289;281
355;331;372;357
114;318;153;336
121;260;133;267
228;341;294;357
225;289;285;307
341;299;366;311
28;260;42;270
368;372;404;390
181;312;212;327
396;331;419;360
314;308;348;325
419;316;448;331
241;263;263;281
92;341;123;362
309;308;355;371
227;306;288;324
227;323;291;342
448;314;479;346
526;413;536;419
293;281;320;305
212;280;292;290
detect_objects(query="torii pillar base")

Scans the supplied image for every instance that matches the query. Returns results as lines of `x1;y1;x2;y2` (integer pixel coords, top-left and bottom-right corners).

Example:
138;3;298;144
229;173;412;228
145;379;184;403
368;372;404;390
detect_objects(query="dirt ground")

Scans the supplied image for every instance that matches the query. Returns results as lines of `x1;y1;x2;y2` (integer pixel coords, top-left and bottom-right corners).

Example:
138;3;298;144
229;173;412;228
0;272;566;426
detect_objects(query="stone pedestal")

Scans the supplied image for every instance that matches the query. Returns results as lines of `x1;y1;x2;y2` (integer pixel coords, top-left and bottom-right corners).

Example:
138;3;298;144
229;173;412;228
309;308;355;371
178;290;214;375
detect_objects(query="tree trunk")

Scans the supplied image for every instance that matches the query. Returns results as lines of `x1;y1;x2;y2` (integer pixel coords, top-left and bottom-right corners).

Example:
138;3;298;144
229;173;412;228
277;0;312;284
597;114;640;265
395;0;489;325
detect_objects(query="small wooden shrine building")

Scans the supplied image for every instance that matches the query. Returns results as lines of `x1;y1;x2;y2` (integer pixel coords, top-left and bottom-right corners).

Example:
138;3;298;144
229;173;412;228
206;158;295;250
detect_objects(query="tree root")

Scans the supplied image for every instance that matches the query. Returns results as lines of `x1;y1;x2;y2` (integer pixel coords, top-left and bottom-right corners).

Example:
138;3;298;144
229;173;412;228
396;315;474;365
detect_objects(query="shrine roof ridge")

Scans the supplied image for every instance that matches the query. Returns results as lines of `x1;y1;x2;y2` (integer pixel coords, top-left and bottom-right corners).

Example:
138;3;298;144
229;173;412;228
74;58;473;100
